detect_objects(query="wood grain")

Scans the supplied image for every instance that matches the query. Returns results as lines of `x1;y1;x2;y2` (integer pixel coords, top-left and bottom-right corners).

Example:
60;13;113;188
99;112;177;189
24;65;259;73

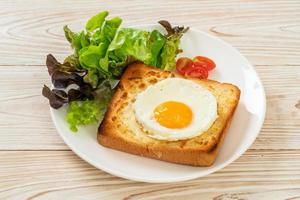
0;0;300;199
0;0;299;66
0;66;67;150
0;150;300;199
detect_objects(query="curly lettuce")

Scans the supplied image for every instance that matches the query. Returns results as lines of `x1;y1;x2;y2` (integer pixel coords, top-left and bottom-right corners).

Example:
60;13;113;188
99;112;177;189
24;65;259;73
158;20;189;70
99;28;166;76
47;11;189;132
67;100;107;132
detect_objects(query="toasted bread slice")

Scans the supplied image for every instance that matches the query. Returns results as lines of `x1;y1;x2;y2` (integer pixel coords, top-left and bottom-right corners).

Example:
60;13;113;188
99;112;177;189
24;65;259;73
98;63;240;166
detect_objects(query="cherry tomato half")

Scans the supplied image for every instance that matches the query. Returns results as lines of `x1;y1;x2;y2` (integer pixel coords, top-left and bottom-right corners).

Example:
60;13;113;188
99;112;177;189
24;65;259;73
193;56;216;71
176;57;193;75
185;65;208;79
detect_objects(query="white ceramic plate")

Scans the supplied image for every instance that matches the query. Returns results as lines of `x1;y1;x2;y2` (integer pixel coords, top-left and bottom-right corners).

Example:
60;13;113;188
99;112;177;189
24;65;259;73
50;25;266;183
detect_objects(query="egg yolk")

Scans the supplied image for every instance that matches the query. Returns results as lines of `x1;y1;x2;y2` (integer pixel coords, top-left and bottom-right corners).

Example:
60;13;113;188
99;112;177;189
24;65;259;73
153;101;193;129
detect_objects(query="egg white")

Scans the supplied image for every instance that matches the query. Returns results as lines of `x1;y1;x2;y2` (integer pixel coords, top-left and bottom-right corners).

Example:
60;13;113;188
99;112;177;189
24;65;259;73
133;78;218;141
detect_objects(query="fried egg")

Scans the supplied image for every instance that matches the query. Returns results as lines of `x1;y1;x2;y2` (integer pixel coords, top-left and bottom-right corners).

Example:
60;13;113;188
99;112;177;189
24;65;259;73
133;78;218;141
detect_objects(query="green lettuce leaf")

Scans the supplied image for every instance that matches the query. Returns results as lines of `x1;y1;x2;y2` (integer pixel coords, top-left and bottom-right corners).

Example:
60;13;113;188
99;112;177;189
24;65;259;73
148;30;166;66
67;100;107;132
83;68;99;88
100;28;166;75
91;17;122;45
79;45;106;69
64;26;90;56
64;11;122;78
86;11;108;32
66;77;117;132
160;36;180;70
158;20;189;70
78;13;123;81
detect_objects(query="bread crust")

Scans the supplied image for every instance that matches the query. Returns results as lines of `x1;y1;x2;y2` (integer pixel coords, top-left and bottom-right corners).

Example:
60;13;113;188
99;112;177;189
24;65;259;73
98;62;240;166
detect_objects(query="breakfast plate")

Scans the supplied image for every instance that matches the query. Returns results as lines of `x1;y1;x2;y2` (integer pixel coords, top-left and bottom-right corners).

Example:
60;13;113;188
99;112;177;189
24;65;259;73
50;25;266;183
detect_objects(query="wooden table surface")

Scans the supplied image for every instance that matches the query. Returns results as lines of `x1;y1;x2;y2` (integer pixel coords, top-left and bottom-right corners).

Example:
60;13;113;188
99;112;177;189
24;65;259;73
1;0;300;199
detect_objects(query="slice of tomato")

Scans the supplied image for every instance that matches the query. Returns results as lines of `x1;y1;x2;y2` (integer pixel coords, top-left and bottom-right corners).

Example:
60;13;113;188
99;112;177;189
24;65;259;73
193;56;216;71
176;57;193;75
185;65;208;79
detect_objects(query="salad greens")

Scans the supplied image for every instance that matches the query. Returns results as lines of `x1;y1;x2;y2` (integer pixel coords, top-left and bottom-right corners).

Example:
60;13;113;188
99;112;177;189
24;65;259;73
42;11;188;132
158;20;188;70
67;100;107;132
103;28;166;70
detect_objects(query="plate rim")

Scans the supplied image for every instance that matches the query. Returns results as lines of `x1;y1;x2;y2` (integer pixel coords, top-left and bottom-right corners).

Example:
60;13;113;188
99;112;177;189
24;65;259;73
50;26;266;183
